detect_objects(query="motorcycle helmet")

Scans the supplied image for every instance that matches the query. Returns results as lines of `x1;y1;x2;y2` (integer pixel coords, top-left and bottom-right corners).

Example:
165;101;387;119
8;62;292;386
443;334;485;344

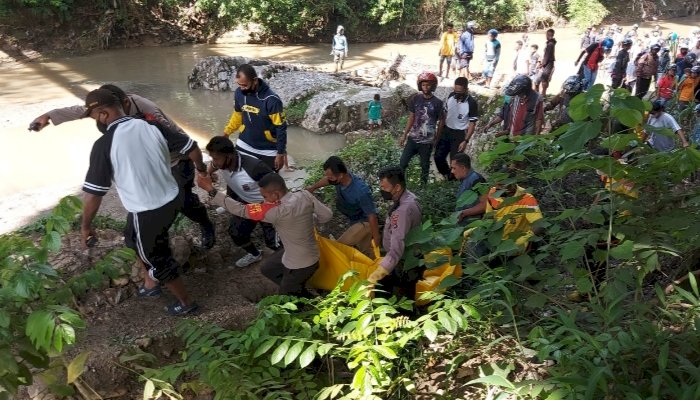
416;71;438;92
488;29;499;37
562;75;585;95
601;37;614;50
504;75;532;97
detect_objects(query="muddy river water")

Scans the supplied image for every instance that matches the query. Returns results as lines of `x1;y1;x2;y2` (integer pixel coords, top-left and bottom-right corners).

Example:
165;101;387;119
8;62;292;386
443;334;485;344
1;16;698;232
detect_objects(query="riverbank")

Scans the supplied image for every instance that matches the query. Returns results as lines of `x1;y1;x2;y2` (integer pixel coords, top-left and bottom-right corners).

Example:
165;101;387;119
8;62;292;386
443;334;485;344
2;14;700;234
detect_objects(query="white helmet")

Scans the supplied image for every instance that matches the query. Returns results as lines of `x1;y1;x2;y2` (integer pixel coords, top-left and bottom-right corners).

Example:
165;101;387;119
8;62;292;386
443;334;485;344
337;25;345;34
466;21;476;29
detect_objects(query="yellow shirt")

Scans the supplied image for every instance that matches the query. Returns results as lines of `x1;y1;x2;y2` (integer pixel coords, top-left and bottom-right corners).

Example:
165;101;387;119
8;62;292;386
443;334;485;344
486;186;543;251
439;32;458;57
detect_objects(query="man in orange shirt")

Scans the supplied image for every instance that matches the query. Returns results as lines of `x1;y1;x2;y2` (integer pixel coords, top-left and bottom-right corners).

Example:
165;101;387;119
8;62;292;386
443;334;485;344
678;66;700;109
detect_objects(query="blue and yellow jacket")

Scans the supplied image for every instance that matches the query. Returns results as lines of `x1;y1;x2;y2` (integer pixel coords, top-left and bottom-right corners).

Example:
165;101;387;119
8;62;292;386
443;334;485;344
224;79;287;154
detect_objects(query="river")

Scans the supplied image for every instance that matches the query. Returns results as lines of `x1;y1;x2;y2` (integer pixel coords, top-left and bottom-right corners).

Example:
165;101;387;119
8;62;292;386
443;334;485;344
1;15;699;233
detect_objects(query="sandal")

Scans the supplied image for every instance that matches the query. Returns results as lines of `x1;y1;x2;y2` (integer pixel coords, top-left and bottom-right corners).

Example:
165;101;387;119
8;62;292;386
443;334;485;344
137;285;162;298
165;301;199;316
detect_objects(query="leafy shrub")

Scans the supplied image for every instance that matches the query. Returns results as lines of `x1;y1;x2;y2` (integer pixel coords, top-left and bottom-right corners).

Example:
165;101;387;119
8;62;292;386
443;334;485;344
0;196;135;397
566;0;609;28
148;84;700;399
147;280;482;399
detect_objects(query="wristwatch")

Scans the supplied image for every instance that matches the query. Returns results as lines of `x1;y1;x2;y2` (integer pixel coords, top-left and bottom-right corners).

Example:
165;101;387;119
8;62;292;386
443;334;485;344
208;189;218;198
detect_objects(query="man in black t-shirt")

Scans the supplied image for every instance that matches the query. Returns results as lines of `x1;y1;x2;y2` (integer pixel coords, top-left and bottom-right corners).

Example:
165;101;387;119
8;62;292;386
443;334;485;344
399;72;444;184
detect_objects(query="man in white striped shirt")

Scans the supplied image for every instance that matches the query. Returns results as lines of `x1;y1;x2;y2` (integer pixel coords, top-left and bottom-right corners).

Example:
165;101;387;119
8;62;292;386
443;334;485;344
80;89;199;316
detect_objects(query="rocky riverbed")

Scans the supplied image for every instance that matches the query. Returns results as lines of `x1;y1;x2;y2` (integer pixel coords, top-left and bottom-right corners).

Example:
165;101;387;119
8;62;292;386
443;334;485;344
187;55;506;159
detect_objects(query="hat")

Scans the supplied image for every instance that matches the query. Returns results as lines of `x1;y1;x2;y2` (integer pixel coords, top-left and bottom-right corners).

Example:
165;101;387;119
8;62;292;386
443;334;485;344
695;103;700;113
83;88;120;118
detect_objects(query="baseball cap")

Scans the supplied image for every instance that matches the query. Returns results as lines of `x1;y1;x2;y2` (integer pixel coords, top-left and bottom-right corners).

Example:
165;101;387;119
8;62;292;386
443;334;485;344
82;88;120;118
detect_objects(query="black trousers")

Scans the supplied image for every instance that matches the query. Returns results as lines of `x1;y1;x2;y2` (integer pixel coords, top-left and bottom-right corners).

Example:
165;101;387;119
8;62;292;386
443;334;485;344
635;77;652;99
260;249;318;296
434;127;465;179
400;138;432;184
172;160;213;230
611;75;623;89
125;191;184;283
225;187;280;250
228;215;280;250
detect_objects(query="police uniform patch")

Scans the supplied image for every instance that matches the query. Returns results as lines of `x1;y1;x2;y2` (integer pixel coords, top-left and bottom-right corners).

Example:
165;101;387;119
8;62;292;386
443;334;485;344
246;202;278;221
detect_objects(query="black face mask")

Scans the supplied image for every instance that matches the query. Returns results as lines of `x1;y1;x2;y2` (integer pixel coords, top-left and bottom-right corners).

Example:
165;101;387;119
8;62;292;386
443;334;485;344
96;121;108;134
328;179;340;186
454;93;466;101
380;189;393;201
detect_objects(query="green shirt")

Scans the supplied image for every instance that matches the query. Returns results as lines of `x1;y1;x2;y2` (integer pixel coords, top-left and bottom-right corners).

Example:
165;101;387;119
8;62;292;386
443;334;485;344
368;100;382;120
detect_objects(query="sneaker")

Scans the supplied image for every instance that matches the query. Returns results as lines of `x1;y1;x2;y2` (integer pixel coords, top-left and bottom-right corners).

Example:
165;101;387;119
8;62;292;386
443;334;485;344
165;301;199;316
201;224;215;250
137;285;162;298
235;252;262;268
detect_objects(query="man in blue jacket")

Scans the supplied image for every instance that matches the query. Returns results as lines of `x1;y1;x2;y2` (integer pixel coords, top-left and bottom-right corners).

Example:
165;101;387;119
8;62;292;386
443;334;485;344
224;64;288;171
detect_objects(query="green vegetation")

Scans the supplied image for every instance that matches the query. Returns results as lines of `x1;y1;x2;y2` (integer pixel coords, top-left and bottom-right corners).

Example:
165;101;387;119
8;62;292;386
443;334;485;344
566;0;609;28
143;85;700;398
0;196;135;398
3;85;700;398
2;0;616;45
285;94;313;125
134;284;480;399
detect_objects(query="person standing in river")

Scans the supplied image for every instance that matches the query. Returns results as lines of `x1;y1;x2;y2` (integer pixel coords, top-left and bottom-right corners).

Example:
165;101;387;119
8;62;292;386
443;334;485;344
223;64;288;172
331;25;349;73
29;84;216;250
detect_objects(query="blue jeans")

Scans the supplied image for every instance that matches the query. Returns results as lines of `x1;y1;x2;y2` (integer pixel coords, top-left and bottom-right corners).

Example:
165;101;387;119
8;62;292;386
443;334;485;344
583;66;597;90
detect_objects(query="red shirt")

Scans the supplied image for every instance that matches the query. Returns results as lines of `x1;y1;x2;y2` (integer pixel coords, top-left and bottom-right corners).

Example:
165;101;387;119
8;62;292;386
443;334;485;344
657;75;674;99
585;44;604;72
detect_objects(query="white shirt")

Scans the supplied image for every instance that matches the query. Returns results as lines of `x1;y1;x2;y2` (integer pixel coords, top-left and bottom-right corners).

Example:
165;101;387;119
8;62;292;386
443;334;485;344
444;94;478;131
515;50;529;74
647;112;681;152
221;165;264;203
